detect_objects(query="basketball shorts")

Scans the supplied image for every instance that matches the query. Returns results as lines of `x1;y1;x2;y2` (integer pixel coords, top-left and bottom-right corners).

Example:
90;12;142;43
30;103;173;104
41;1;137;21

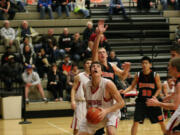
134;102;163;124
79;111;120;134
71;101;87;130
167;105;180;133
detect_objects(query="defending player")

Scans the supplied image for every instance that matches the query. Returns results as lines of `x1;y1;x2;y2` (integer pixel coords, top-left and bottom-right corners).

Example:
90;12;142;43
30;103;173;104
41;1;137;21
121;56;166;135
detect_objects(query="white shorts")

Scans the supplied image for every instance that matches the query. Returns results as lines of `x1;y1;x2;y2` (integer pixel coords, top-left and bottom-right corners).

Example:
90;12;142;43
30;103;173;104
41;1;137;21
79;111;120;134
166;105;180;132
71;101;87;130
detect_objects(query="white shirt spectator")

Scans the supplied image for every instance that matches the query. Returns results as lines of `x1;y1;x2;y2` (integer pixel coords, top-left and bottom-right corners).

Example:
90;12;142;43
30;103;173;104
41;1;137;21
0;27;15;40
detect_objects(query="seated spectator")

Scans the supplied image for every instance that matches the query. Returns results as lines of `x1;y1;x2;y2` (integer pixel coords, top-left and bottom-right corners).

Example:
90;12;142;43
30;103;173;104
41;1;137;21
175;24;180;45
58;54;72;75
0;20;19;51
52;0;69;18
70;32;86;63
66;63;80;100
47;63;66;101
74;0;90;18
109;0;128;20
20;36;34;54
0;55;23;91
160;0;168;10
108;50;121;68
38;0;53;19
83;21;94;45
10;0;26;12
20;44;36;68
98;34;111;52
1;46;14;65
22;64;48;103
16;20;39;45
88;27;108;50
35;48;50;78
58;28;73;58
67;0;75;12
38;29;58;63
0;0;16;20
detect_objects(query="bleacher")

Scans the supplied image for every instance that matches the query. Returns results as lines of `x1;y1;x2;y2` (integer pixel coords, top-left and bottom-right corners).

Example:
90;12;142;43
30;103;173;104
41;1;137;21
0;1;178;118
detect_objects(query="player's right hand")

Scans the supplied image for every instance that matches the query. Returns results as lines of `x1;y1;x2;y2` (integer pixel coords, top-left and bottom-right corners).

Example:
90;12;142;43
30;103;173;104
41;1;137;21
119;89;124;94
71;101;76;110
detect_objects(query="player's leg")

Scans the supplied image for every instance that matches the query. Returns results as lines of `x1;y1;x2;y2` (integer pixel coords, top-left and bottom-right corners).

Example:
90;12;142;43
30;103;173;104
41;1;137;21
159;121;166;134
131;121;139;135
106;125;117;135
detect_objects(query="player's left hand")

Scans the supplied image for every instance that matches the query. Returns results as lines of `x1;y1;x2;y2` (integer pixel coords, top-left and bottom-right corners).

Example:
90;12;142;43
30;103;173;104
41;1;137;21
122;62;131;72
98;107;107;121
146;98;160;107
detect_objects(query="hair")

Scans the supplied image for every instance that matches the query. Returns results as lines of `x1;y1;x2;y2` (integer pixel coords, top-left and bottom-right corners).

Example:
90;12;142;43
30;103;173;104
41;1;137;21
83;58;92;64
141;56;152;63
51;63;57;68
170;45;180;55
87;21;93;26
90;61;102;71
170;57;180;72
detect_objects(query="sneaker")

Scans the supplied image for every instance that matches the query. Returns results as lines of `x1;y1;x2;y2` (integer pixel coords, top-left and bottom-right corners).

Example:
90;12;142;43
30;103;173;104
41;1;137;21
43;98;48;103
25;98;29;104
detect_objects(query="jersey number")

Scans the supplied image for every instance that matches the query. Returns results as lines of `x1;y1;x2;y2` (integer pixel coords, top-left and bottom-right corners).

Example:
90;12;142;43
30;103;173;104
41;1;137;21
142;90;152;97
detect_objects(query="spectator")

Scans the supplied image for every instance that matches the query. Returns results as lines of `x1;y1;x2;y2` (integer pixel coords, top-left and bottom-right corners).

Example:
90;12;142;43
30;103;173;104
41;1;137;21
175;24;180;45
38;28;58;62
108;50;121;68
58;28;73;58
35;48;50;78
74;0;90;18
109;0;128;20
137;0;152;11
47;63;66;101
66;63;80;100
1;46;14;65
10;0;26;12
83;21;94;45
0;20;19;51
52;0;69;18
160;0;168;10
0;0;16;20
67;0;75;12
58;54;72;75
20;44;36;68
70;32;86;63
38;0;53;19
20;36;34;54
162;76;175;98
16;20;39;45
98;34;111;52
22;64;48;103
170;45;180;58
1;55;23;91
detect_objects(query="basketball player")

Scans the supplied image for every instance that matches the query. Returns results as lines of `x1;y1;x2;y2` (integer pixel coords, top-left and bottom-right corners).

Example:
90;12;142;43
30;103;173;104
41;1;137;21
78;61;125;135
147;57;180;135
71;59;92;135
92;20;131;135
170;45;180;59
121;56;166;135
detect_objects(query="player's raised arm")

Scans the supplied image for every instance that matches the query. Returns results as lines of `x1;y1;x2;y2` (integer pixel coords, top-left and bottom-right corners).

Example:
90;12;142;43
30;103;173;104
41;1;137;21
92;20;107;62
71;75;80;110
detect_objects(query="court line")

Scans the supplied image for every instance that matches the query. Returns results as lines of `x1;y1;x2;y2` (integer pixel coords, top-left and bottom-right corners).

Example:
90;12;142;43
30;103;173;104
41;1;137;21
46;121;73;135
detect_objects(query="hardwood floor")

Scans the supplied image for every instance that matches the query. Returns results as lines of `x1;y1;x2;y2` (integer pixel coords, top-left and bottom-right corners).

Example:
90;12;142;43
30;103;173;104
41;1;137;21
0;117;169;135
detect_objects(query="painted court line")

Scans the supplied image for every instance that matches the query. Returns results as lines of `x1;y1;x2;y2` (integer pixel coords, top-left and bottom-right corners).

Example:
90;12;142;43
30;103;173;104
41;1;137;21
46;121;73;135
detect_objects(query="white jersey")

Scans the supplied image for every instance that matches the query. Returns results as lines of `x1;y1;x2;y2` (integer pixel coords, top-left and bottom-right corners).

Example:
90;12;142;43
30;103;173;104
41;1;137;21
71;72;89;130
84;77;115;109
75;72;90;101
164;81;175;94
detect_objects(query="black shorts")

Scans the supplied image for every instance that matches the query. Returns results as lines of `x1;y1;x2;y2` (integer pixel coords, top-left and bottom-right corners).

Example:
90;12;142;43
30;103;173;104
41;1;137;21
173;124;180;133
134;102;163;124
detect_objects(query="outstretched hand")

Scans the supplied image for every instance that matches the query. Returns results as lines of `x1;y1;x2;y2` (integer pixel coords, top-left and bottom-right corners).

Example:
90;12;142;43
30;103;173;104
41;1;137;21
98;20;108;34
146;98;160;107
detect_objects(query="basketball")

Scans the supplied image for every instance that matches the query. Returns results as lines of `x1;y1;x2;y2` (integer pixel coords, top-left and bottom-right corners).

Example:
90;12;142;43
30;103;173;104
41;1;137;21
86;107;102;124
